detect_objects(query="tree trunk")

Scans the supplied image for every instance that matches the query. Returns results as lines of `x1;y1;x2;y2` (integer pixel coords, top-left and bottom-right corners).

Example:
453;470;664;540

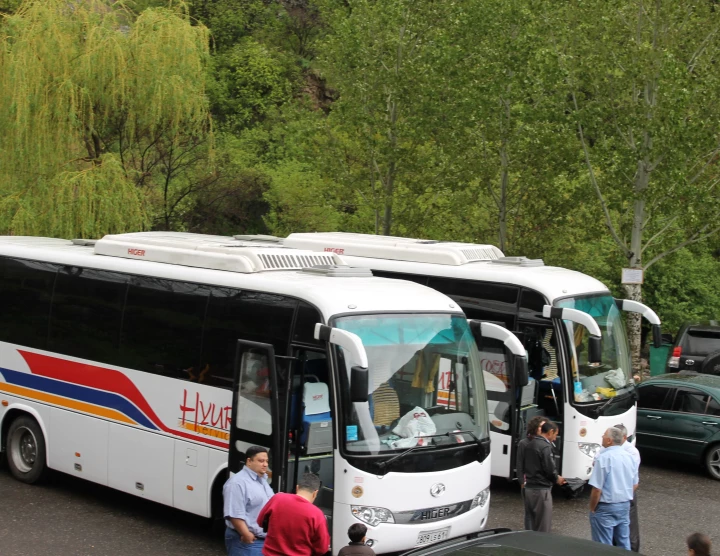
627;188;647;373
498;145;509;252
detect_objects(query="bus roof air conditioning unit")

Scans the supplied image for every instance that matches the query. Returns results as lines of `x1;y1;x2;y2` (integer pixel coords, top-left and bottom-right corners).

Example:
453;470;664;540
490;256;545;267
284;232;505;266
300;265;374;278
94;232;341;273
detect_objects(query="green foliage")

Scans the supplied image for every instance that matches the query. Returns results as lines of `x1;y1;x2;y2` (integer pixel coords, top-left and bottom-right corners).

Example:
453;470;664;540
210;37;297;133
644;249;720;334
0;0;212;237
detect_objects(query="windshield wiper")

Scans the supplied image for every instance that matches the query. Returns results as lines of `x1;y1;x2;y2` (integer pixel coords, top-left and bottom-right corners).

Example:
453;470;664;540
596;389;633;416
375;443;433;471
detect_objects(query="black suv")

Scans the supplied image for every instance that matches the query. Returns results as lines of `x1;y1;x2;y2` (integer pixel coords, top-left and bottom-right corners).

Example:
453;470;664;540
667;321;720;375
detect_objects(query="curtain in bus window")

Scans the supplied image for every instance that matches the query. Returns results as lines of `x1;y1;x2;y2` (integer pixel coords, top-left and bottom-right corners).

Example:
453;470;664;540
200;288;296;388
0;257;58;350
48;267;128;365
120;277;210;380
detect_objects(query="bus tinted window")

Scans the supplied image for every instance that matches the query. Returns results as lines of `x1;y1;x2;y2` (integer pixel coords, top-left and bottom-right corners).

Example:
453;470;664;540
48;267;128;365
201;288;295;387
371;270;429;286
0;257;57;349
293;301;323;346
520;288;547;314
120;277;210;380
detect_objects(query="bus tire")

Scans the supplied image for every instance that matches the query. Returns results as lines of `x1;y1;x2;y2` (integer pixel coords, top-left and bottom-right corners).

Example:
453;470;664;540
6;415;47;484
210;469;229;534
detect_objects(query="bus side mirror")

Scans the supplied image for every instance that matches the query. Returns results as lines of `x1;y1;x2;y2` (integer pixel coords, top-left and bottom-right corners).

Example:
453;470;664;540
350;366;369;403
512;354;529;388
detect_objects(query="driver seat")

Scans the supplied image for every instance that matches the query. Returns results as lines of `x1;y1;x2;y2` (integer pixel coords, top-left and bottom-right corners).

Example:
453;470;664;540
370;382;400;427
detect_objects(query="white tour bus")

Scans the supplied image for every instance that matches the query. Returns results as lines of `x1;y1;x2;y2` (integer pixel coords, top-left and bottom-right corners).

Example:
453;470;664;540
0;232;522;554
281;232;662;483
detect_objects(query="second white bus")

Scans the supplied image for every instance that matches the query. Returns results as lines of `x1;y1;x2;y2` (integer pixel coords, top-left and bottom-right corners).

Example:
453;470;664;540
283;232;662;484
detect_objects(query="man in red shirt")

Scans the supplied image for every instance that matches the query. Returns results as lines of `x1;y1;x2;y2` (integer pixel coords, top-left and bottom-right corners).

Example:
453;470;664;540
257;472;330;556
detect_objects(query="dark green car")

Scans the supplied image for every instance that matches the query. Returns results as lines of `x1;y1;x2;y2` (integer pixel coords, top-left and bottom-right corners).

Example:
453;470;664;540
636;372;720;480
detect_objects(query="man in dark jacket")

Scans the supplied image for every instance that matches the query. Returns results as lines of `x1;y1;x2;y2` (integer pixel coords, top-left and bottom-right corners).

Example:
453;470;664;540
521;421;566;532
516;415;547;530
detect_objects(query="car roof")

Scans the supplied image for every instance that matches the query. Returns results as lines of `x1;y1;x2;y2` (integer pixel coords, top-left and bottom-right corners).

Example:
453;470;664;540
641;373;720;393
401;530;637;556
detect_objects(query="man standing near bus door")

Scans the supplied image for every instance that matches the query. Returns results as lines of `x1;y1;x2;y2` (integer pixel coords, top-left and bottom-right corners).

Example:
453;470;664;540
522;421;566;532
223;446;274;556
516;416;547;530
614;423;641;552
588;427;638;550
257;472;331;556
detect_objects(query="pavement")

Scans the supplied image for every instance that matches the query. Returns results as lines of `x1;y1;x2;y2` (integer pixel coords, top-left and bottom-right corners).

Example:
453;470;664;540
0;453;719;556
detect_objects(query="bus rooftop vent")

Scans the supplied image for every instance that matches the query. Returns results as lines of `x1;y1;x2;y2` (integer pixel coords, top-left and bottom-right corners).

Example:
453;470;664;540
71;239;97;247
94;232;341;273
233;234;282;243
284;232;504;266
490;256;544;267
300;265;374;278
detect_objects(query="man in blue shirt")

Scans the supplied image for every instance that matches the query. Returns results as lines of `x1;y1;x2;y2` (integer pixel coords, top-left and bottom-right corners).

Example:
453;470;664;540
615;423;641;552
223;446;274;556
589;427;638;550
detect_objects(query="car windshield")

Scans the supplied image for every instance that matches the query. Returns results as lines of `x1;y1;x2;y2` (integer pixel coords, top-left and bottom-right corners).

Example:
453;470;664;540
333;313;489;454
681;328;720;356
556;294;633;402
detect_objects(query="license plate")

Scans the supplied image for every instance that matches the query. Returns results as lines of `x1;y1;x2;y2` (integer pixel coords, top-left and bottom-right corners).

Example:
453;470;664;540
416;527;450;546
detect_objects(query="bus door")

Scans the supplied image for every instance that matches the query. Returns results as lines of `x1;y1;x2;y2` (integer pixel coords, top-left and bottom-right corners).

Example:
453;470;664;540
469;321;528;479
285;349;334;526
229;340;288;492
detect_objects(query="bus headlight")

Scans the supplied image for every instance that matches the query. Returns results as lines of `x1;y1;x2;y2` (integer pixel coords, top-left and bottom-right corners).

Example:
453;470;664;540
351;505;395;527
470;487;490;509
578;443;601;459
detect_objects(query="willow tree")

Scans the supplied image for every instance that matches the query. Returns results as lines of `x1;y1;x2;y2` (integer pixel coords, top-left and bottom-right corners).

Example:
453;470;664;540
0;0;211;238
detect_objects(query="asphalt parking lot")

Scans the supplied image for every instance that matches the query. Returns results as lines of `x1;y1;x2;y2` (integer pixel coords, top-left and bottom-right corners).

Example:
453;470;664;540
0;454;718;556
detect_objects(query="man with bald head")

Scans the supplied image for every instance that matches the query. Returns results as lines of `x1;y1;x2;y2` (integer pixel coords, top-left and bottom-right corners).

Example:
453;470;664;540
588;427;638;549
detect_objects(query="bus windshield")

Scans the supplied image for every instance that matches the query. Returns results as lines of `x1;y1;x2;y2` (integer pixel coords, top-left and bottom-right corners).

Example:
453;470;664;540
556;294;633;402
333;313;489;454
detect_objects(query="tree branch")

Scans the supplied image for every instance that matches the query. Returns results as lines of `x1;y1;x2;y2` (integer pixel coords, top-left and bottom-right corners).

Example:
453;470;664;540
644;222;720;269
641;215;678;254
571;91;631;258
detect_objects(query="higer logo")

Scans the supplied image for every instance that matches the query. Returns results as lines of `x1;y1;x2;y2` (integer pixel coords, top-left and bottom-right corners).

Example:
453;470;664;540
324;247;344;255
127;248;146;257
313;394;323;401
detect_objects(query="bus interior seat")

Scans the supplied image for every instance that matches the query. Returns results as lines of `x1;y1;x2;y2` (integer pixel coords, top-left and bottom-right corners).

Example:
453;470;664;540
369;381;400;429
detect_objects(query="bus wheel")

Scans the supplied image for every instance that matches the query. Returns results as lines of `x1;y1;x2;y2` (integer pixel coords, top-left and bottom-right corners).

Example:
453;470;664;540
6;416;47;484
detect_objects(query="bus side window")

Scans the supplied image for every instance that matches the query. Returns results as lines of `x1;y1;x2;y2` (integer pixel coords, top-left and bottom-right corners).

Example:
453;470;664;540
201;288;296;388
119;277;209;379
48;267;128;365
0;257;58;350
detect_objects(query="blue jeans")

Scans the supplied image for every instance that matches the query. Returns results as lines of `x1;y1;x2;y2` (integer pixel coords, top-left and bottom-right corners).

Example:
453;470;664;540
590;502;631;550
224;528;264;556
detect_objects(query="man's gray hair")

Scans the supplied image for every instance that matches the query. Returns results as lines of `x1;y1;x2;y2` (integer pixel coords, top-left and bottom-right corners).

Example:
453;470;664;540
298;472;321;493
614;423;628;437
606;427;624;446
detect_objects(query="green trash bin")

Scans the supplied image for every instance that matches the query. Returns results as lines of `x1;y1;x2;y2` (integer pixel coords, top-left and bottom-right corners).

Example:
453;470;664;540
649;343;672;376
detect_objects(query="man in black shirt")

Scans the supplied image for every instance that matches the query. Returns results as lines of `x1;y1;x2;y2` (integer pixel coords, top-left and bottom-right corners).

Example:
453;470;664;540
522;421;566;532
516;416;547;530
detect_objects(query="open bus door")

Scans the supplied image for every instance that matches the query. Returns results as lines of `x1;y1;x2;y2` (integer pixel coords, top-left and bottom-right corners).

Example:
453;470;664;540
469;320;528;479
228;340;288;492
